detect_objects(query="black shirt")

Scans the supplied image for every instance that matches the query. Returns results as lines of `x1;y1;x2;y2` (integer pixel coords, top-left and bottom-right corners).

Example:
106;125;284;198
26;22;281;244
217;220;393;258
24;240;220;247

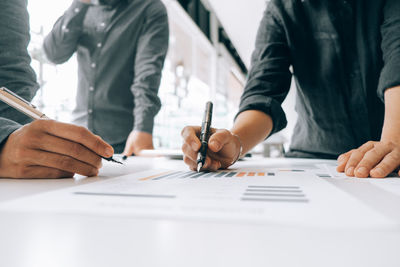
237;0;400;159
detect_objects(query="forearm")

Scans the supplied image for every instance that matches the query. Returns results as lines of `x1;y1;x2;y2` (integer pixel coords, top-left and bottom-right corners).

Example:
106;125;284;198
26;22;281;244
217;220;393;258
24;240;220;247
43;1;89;64
231;110;273;155
381;86;400;143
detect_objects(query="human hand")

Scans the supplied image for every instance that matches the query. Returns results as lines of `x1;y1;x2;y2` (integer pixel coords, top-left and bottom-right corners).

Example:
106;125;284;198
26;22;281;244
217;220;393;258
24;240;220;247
78;0;92;3
0;120;114;178
336;141;400;178
122;131;154;157
181;126;241;172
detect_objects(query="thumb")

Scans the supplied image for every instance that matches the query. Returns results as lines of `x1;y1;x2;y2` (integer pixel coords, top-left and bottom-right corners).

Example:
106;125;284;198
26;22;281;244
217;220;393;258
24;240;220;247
208;129;234;153
122;142;135;157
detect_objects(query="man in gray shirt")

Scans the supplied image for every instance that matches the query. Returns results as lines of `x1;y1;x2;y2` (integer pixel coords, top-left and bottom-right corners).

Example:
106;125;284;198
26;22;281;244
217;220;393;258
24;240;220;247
0;0;114;178
43;0;169;155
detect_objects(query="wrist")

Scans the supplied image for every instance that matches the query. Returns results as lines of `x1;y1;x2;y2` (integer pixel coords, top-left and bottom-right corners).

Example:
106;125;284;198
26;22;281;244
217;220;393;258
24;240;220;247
230;132;243;166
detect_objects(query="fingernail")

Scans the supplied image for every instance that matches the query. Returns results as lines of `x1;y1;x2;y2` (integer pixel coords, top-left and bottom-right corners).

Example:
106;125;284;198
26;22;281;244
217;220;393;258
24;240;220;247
372;167;384;177
105;147;113;157
356;167;368;177
337;155;344;163
210;140;221;150
191;142;198;151
346;167;354;176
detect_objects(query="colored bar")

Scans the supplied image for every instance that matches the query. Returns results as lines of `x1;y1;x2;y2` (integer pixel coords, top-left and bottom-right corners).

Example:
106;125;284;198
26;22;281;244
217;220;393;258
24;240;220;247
248;172;255;176
226;172;237;177
236;172;246;177
191;172;209;178
215;172;228;177
152;171;182;180
139;171;174;181
257;172;265;176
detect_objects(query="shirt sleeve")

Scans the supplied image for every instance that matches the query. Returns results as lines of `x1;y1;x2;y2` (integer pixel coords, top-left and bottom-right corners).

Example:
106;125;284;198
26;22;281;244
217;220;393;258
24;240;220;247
130;1;169;134
236;2;292;136
378;0;400;101
0;0;39;146
43;0;90;64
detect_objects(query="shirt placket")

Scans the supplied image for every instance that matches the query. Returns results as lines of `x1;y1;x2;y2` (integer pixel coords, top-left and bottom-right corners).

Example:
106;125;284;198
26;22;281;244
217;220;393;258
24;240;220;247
340;0;371;145
87;11;110;131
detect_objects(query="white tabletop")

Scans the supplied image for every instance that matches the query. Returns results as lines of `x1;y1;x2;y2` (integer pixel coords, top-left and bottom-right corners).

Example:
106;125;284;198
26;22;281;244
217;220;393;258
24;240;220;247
0;157;399;267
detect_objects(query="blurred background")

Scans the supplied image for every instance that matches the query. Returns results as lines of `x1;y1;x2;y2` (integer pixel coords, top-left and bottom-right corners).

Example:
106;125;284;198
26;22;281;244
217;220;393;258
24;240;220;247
28;0;297;157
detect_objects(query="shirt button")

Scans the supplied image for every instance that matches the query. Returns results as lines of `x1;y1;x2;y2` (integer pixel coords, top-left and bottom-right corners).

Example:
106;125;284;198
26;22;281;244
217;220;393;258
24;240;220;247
97;43;102;48
88;109;93;114
89;86;94;92
62;25;70;33
100;22;106;27
74;8;80;13
91;63;96;68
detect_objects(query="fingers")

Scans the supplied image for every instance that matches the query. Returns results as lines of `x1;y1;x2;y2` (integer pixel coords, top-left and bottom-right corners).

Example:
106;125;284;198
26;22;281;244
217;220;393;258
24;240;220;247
30;133;102;169
344;141;375;176
14;166;74;179
23;149;99;177
370;150;400;178
208;129;233;153
336;151;352;172
202;156;222;171
181;126;225;172
181;126;202;171
122;143;135;157
181;126;202;151
31;120;114;158
354;144;392;178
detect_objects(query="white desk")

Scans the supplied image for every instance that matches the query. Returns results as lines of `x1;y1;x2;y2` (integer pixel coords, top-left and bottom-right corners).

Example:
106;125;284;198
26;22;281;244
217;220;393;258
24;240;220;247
0;157;399;267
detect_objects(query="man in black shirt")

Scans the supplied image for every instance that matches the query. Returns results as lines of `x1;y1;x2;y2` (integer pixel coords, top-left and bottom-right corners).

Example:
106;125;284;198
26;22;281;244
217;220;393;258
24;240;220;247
181;0;400;178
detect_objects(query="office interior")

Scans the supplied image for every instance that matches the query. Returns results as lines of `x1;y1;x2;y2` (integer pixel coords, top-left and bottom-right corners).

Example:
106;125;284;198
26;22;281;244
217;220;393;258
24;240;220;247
1;1;400;267
28;0;291;156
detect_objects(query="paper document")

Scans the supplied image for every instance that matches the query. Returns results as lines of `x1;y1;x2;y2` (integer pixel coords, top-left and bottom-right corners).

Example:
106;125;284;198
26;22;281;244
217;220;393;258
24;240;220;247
0;165;396;229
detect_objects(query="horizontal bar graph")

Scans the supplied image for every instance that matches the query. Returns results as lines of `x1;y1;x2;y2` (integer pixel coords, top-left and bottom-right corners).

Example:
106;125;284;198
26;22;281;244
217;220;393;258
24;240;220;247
140;171;277;181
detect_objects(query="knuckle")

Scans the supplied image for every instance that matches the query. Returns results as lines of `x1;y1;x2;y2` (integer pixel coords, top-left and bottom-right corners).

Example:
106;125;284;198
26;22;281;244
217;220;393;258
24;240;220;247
366;141;375;146
183;156;192;165
378;162;391;173
76;126;89;140
181;126;190;137
92;138;104;152
71;143;83;156
57;156;74;170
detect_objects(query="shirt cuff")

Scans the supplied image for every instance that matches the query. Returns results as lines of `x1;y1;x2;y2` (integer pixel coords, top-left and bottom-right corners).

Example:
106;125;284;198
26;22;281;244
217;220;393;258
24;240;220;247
62;1;90;32
0;118;22;148
133;115;155;134
378;59;400;101
235;95;287;138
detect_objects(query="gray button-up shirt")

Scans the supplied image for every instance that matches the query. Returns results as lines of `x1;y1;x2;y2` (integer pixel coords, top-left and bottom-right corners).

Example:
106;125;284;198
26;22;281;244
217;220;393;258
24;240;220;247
43;0;169;146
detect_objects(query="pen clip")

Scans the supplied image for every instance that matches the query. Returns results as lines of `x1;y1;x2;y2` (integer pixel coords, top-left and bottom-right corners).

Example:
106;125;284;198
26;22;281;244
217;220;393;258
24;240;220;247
0;87;37;108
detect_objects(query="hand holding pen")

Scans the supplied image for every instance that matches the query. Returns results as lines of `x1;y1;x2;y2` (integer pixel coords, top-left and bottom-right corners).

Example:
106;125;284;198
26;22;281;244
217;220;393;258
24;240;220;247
0;87;120;179
181;102;242;172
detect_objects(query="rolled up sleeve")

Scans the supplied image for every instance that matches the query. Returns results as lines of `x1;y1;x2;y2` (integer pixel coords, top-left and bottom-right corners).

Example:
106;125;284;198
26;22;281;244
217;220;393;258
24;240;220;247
236;3;292;137
0;0;39;145
131;2;169;134
43;0;89;64
378;0;400;101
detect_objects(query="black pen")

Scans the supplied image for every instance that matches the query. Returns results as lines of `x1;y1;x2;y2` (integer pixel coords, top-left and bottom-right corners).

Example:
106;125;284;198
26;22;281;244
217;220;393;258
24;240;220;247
197;101;213;172
0;87;123;164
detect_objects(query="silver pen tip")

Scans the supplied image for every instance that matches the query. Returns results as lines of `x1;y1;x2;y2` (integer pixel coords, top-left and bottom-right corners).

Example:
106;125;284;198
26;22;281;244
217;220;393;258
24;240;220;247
197;162;203;172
